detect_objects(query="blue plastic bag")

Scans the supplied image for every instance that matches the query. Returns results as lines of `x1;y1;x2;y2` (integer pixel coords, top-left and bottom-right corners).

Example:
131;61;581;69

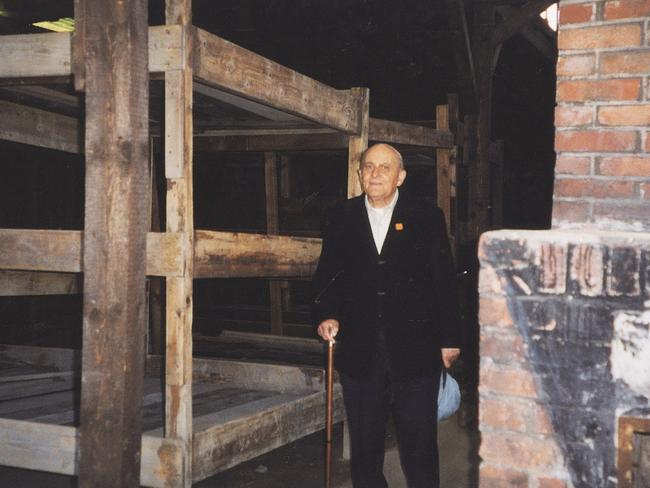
437;370;461;421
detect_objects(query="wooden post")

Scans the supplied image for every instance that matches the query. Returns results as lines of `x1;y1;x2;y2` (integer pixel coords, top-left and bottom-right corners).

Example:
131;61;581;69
436;103;452;235
149;140;164;355
165;1;193;486
463;115;479;242
489;140;505;229
265;152;283;335
347;87;369;198
473;1;497;236
77;0;149;486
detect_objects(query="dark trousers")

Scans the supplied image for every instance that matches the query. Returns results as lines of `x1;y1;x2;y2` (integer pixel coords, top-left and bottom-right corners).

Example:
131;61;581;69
340;353;441;488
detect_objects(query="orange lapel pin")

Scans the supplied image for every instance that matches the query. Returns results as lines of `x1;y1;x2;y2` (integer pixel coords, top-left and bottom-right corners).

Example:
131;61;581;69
395;222;404;231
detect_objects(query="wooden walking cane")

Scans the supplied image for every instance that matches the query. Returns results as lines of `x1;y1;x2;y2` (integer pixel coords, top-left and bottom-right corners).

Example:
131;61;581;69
325;339;334;488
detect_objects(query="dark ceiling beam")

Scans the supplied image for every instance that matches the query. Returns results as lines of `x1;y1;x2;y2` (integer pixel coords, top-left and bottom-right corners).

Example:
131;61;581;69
491;0;556;46
495;5;557;62
444;0;478;111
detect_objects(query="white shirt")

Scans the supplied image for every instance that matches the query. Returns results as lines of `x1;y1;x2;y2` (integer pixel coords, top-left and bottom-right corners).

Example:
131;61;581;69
364;189;399;254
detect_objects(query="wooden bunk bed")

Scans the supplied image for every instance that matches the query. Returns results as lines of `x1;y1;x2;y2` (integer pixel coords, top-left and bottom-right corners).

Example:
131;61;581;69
0;3;459;486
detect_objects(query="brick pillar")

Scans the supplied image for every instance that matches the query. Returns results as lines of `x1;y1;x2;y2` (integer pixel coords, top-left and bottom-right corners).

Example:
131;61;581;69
553;0;650;229
478;2;650;487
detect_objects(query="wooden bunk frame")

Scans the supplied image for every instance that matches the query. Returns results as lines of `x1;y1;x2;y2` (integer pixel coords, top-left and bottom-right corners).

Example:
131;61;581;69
0;2;459;486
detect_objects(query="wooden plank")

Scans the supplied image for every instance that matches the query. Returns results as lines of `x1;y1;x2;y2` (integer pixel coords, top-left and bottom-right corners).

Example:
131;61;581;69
194;230;321;279
150;25;184;73
436;104;452;235
265;152;284;336
369;118;454;148
0;229;182;277
0;27;182;80
165;2;194;486
0;32;72;79
192;27;359;134
347;87;369;198
0;344;79;372
192;388;345;482
0;419;183;488
194;82;304;123
0;270;80;296
78;0;150;485
0;100;81;153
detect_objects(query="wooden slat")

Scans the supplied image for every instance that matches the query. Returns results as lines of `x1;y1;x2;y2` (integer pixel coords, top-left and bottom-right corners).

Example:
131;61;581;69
347;87;369;198
165;2;194;486
194;230;321;279
192;388;345;482
0;229;182;277
0;270;80;296
0;32;71;79
0;420;183;488
265;152;284;336
0;100;81;153
436;103;452;235
369;118;454;148
78;0;150;484
0;26;183;80
192;27;359;134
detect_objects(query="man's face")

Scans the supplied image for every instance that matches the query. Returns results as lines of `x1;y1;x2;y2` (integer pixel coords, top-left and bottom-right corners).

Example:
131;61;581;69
359;145;406;206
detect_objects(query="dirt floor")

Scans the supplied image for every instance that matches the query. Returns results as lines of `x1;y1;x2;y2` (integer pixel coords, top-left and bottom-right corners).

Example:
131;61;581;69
0;407;478;487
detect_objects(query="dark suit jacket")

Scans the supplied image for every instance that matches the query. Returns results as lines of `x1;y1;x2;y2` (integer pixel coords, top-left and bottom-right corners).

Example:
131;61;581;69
312;194;462;379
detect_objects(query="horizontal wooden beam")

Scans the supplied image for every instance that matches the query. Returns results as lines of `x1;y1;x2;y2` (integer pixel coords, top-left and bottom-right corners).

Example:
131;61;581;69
0;419;183;487
192;118;454;153
192;27;360;134
0;100;81;153
194;230;321;278
194;132;348;152
0;26;183;79
0;229;183;276
369;118;455;148
0;270;80;296
0;229;323;279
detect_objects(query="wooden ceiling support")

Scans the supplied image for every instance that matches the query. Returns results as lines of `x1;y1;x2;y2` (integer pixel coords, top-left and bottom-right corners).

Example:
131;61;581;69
0;99;81;153
192;27;360;135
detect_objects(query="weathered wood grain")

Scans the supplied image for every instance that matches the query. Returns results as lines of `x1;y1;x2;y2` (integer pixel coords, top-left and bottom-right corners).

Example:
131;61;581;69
193;131;348;152
194;230;321;278
78;0;150;485
436;103;452;235
165;2;194;486
0;419;183;488
0;26;182;80
0;229;182;277
0;270;80;296
193;27;359;134
369;118;454;148
191;387;345;482
0;100;81;153
347;87;369;198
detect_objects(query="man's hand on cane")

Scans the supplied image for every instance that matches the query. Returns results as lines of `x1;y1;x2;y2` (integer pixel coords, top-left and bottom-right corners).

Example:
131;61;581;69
317;319;340;343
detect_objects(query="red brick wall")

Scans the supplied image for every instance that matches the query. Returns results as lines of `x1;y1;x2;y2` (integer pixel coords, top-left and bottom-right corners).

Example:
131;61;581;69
478;230;650;488
554;0;650;229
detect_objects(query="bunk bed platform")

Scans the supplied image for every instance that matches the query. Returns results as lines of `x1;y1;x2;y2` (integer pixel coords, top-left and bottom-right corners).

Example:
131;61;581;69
0;345;344;486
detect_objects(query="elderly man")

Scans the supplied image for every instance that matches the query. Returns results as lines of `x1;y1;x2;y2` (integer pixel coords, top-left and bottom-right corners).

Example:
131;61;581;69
313;143;462;488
